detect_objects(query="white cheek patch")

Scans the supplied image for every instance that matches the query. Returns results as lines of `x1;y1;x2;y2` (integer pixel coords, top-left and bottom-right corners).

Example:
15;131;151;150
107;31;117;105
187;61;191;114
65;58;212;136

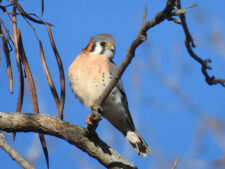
91;43;103;55
91;42;114;59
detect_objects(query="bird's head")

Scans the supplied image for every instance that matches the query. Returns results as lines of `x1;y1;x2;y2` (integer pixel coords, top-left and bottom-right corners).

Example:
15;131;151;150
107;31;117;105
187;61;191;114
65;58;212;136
82;33;116;59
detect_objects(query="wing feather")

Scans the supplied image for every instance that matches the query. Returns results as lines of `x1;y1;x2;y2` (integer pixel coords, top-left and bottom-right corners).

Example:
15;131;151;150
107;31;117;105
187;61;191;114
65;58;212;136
109;60;135;129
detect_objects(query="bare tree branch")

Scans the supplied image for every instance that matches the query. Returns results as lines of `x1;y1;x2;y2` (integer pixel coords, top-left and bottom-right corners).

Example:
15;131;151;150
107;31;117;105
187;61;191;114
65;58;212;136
171;157;179;169
0;112;137;169
177;0;225;87
11;1;53;26
0;133;34;169
1;0;223;168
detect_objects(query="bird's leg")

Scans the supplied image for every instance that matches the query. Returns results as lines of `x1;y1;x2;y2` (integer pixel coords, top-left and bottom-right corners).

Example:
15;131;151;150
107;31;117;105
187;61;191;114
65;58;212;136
85;100;104;135
85;101;97;125
112;62;117;69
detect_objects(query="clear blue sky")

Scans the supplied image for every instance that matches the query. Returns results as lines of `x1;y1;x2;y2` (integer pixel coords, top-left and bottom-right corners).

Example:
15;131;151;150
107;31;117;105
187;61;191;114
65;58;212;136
0;0;225;169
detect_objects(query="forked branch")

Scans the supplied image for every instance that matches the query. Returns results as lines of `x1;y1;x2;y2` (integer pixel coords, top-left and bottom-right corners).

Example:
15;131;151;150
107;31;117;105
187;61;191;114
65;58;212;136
176;0;225;87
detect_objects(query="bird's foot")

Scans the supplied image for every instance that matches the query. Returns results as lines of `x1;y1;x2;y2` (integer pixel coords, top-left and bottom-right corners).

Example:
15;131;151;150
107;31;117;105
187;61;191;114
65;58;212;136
112;62;117;69
85;114;93;125
90;101;96;110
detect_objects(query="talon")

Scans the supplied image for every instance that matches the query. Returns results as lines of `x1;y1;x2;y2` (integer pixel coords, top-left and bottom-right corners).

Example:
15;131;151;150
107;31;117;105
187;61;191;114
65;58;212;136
90;101;96;110
86;114;93;125
112;63;117;69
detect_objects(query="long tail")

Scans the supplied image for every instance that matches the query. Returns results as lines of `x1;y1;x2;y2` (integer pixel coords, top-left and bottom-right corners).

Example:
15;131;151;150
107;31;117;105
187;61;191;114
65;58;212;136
125;130;150;158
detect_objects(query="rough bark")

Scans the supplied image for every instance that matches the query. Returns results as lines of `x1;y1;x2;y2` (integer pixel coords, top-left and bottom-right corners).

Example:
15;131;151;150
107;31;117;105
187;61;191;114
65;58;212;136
0;112;136;169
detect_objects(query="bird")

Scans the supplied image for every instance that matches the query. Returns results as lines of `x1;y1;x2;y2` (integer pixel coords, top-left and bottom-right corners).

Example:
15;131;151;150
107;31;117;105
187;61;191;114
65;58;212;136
68;33;150;157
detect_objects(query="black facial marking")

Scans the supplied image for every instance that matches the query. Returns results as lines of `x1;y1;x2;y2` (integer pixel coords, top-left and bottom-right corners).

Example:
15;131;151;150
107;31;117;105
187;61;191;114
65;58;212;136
100;48;105;55
100;41;108;55
90;43;96;52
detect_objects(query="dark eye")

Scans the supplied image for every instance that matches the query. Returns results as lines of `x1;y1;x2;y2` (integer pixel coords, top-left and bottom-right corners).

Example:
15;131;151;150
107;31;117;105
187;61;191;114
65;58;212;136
100;42;107;47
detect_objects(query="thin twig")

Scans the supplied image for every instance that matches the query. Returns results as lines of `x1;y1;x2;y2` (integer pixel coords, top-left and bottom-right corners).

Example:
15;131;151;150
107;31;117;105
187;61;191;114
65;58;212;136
177;0;225;87
12;1;53;26
172;157;179;169
23;16;40;41
0;18;14;43
143;6;148;24
172;4;197;16
0;133;35;169
41;0;44;16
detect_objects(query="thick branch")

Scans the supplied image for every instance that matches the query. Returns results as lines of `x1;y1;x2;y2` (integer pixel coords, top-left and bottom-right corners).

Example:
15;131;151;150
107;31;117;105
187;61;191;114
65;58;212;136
0;112;136;169
0;133;34;169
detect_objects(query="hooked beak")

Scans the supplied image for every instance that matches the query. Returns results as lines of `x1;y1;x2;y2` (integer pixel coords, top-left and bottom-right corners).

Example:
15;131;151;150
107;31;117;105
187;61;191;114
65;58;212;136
107;44;115;52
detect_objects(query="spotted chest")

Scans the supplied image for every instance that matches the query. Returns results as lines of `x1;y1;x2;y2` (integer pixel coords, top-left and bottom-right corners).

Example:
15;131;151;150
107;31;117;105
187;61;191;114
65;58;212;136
68;53;113;108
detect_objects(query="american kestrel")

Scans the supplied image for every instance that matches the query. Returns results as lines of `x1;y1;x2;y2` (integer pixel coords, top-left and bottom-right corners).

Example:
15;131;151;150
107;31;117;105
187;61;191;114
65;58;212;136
68;33;150;157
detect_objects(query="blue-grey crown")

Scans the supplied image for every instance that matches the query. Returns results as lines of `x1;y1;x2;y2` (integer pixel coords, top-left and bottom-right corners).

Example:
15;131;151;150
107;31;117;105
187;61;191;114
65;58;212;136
93;33;116;46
